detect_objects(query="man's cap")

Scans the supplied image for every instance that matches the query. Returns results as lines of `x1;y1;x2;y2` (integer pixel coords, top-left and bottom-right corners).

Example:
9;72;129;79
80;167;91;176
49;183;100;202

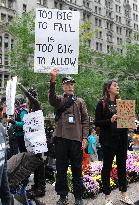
62;76;76;84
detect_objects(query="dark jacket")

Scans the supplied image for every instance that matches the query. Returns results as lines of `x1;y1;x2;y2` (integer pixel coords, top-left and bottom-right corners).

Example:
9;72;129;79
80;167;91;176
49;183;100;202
95;100;128;147
15;108;28;137
0;120;11;205
48;81;89;142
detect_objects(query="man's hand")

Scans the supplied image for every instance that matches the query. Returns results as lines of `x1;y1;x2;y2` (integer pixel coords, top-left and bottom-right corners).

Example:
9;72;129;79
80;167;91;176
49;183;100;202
50;68;59;82
82;138;88;149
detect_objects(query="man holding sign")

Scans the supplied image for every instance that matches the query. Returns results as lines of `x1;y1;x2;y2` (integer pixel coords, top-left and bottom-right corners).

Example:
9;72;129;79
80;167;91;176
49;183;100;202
48;69;89;205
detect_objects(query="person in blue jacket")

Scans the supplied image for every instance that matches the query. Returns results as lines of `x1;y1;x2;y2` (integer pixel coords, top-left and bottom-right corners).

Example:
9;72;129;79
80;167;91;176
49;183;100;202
88;128;97;162
8;95;28;153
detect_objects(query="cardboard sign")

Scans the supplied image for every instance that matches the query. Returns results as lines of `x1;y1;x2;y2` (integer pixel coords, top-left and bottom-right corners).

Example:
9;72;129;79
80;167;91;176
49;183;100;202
23;110;48;154
34;9;80;74
6;76;17;116
117;100;136;129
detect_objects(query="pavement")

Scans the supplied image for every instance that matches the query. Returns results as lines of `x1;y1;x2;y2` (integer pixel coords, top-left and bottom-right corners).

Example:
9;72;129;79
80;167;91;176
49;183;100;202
35;181;139;205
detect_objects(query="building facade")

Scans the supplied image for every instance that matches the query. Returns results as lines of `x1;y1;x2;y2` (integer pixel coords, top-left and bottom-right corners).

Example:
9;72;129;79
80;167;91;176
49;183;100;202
0;0;139;94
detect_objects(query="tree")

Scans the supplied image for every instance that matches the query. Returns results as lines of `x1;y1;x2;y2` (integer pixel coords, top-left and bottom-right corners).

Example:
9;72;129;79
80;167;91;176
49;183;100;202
7;12;139;116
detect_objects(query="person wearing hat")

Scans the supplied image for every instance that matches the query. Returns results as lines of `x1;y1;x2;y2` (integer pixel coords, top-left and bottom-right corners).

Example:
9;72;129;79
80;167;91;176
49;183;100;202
48;68;89;205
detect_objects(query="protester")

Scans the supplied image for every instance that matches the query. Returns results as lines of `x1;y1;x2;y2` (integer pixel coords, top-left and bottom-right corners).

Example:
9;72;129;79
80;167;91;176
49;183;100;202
7;123;18;158
48;68;89;205
7;95;28;153
0;105;12;205
87;128;97;162
18;84;46;198
95;80;134;205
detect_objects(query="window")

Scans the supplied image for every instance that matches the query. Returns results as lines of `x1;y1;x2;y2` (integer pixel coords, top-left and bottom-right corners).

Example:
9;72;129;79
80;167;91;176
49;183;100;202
95;17;102;27
95;6;101;14
105;0;112;9
126;19;131;27
0;54;2;64
134;23;139;31
133;3;138;11
106;10;112;19
117;48;123;54
1;13;6;21
0;36;2;49
116;15;121;23
133;13;138;21
23;4;27;12
126;29;132;37
54;1;58;8
8;0;13;9
43;0;47;6
4;75;9;86
106;21;113;30
117;37;122;45
115;5;121;13
86;2;89;8
0;74;2;87
59;3;63;10
107;45;113;53
8;15;13;22
107;32;113;42
4;34;9;50
11;39;14;49
96;31;102;39
96;42;102;51
116;26;122;35
4;56;9;65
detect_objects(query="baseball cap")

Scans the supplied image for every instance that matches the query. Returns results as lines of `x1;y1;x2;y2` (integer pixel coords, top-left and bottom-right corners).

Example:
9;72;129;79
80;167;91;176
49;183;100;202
62;76;76;84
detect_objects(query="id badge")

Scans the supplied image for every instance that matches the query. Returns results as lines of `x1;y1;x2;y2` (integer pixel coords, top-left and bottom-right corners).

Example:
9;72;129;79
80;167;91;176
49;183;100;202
68;114;75;124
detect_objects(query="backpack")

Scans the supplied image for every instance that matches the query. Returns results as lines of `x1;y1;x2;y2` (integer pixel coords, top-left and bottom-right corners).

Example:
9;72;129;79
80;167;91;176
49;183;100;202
7;152;42;187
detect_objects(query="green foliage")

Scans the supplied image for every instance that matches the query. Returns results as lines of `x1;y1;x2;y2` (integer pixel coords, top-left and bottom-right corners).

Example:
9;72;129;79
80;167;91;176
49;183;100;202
7;12;139;116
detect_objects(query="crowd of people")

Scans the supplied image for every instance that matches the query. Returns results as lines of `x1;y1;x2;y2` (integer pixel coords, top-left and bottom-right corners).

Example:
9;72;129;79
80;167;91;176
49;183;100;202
0;68;139;205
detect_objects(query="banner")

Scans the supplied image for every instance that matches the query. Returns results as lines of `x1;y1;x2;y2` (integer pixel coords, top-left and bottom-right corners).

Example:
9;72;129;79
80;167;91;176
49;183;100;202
117;100;136;129
6;76;17;116
23;110;47;154
34;9;80;74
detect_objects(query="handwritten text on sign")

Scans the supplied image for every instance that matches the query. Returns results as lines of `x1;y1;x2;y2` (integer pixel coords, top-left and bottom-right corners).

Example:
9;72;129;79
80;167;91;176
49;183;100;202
34;9;80;74
117;100;136;129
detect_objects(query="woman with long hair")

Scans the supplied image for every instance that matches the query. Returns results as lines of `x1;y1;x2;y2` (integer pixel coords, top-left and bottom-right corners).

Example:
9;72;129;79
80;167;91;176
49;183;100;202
95;80;134;205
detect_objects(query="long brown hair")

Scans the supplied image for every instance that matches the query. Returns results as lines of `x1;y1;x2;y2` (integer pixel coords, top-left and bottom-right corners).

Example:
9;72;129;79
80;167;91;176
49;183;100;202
102;80;120;107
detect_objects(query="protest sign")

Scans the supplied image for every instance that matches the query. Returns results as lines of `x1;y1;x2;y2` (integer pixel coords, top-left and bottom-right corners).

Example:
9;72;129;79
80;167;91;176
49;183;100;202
6;76;17;116
117;100;136;129
23;110;47;154
34;9;80;74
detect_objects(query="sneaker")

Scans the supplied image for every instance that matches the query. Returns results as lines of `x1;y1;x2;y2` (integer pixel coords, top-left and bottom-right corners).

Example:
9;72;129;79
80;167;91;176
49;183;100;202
104;199;113;205
120;196;134;205
74;198;84;205
56;197;69;205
